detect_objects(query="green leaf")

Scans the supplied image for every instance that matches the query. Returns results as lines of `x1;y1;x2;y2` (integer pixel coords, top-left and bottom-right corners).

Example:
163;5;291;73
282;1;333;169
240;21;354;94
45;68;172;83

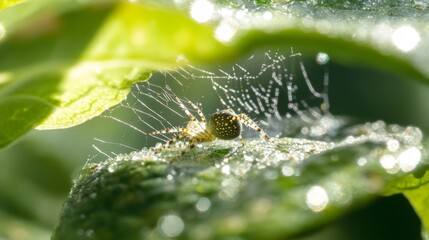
0;96;51;147
0;0;24;11
383;139;429;239
0;2;145;145
52;119;429;240
402;177;429;238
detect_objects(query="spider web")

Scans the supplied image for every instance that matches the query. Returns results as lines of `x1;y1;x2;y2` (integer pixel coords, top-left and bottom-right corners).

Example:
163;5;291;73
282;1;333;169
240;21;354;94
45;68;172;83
91;49;332;161
188;50;331;126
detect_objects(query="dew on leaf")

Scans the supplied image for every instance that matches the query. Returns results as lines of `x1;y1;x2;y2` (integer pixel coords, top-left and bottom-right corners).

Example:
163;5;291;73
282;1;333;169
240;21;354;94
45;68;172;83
387;139;400;152
391;25;421;52
107;163;117;173
281;165;295;176
305;185;329;212
380;154;399;174
190;0;215;23
398;147;422;172
215;20;238;43
357;157;368;166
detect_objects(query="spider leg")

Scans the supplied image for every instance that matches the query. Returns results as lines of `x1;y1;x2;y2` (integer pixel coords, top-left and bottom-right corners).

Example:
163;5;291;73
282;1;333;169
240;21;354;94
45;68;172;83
160;140;188;150
239;133;244;146
188;100;207;124
148;128;185;136
176;97;198;122
171;138;198;163
236;113;275;144
155;132;187;153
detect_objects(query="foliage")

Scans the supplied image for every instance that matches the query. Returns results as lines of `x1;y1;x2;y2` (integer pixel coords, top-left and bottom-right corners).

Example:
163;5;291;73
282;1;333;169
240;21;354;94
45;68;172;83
1;0;429;239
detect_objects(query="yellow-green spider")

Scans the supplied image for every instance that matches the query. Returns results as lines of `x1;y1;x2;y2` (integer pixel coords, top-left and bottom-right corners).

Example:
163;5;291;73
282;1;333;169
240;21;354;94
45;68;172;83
149;97;275;162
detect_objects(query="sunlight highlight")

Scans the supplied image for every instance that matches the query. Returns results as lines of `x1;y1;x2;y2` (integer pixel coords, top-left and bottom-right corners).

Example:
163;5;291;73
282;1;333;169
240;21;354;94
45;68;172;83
380;154;399;174
306;185;329;212
398;147;421;172
215;20;238;43
190;0;215;23
0;23;5;41
0;72;11;85
392;25;420;52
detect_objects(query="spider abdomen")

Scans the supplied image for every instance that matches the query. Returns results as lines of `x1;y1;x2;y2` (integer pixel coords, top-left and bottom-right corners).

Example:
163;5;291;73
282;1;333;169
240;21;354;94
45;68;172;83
209;110;241;140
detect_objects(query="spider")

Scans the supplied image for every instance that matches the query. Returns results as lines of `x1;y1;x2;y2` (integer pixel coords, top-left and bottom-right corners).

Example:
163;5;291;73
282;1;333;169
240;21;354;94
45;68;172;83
149;97;275;162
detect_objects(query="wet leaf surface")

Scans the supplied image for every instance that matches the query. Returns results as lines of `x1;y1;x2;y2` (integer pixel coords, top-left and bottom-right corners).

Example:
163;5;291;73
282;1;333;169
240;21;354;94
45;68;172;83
53;119;429;240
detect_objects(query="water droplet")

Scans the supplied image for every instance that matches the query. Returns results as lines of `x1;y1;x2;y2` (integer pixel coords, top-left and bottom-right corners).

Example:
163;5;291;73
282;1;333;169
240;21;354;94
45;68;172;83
414;0;429;10
244;154;254;162
392;25;420;52
316;52;330;65
403;127;423;145
195;197;211;212
380;154;399;174
301;127;309;135
281;165;294;176
215;20;238;43
219;177;240;200
158;214;185;237
329;182;352;205
371;121;386;131
262;11;273;20
357;157;367;166
115;154;125;161
190;0;215;23
131;151;141;160
387;139;400;152
398;147;421;172
108;164;117;173
344;136;355;144
221;165;231;175
306;185;329;212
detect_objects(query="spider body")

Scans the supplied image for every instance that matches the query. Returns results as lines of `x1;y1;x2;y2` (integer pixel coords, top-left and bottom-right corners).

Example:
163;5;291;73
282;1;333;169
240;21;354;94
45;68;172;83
149;97;274;162
184;120;216;142
209;110;242;140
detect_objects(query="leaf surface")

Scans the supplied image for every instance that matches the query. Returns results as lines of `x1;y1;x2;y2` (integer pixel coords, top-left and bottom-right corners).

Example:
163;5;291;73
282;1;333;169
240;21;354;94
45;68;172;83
53;120;429;239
